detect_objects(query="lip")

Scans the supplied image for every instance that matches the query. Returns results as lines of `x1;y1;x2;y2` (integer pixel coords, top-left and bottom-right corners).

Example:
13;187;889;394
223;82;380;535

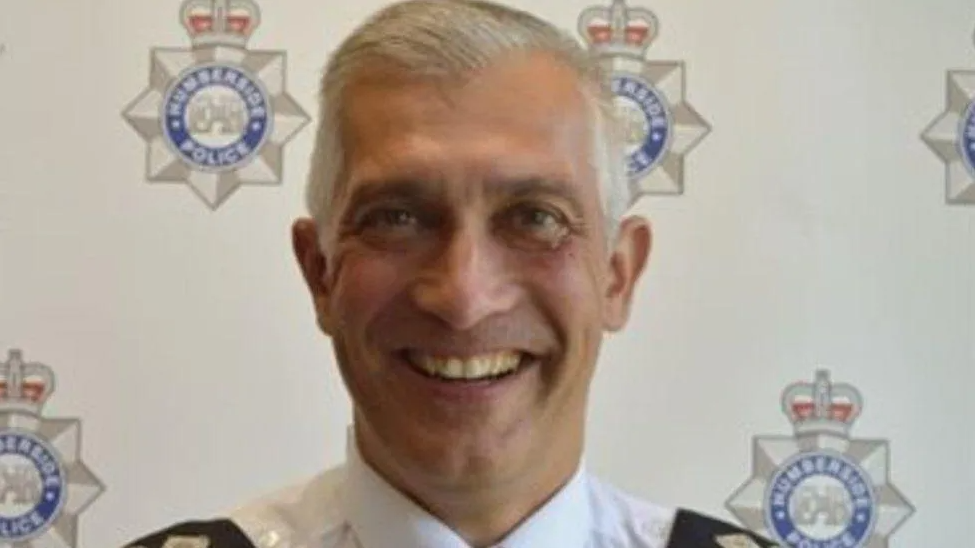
390;350;538;403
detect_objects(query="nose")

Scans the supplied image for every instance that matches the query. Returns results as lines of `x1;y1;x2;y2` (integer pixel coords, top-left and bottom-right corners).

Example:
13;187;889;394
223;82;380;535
410;226;520;330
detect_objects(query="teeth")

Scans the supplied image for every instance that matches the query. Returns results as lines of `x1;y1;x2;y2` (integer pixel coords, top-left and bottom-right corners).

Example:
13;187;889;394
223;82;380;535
410;351;523;380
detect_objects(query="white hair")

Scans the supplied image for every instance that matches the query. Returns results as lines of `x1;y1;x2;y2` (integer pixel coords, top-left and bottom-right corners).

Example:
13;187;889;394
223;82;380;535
305;0;631;246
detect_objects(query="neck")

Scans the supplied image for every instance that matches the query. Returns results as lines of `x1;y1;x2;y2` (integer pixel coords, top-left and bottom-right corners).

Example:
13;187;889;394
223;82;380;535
353;420;584;547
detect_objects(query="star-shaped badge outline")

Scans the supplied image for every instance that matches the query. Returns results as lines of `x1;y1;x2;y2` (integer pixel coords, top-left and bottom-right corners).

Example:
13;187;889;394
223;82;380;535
0;413;105;548
622;59;711;199
123;45;309;210
922;69;975;204
725;434;915;548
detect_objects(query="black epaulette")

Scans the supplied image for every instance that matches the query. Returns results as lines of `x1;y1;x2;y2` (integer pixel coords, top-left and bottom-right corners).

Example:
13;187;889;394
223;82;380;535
667;509;779;547
122;520;256;548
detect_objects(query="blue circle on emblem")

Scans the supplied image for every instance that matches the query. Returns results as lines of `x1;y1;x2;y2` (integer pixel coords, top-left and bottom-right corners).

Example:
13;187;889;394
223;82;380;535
0;430;65;541
958;100;975;175
162;63;272;171
764;451;875;547
612;74;671;179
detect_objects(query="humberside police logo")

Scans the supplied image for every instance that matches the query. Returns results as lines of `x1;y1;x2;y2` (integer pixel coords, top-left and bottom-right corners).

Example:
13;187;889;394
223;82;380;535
0;349;104;547
578;0;710;198
123;0;310;209
725;370;914;548
921;24;975;205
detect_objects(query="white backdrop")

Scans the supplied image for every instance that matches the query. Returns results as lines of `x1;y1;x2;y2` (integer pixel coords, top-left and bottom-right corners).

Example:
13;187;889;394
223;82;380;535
1;0;973;547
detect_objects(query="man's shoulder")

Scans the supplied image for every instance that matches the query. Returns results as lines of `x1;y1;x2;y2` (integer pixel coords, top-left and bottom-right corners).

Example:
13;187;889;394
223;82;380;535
586;476;777;547
119;465;349;548
121;520;256;548
665;509;780;548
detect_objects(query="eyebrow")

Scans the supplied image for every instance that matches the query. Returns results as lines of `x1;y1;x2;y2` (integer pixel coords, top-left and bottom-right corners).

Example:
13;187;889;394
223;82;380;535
339;175;587;220
340;178;442;218
488;177;587;218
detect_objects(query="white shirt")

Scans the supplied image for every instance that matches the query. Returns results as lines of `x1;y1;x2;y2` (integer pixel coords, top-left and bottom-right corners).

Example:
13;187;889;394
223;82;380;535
228;432;677;548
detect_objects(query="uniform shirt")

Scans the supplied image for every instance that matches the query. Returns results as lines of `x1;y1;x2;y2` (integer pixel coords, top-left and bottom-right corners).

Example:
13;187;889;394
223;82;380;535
229;433;676;548
123;431;777;548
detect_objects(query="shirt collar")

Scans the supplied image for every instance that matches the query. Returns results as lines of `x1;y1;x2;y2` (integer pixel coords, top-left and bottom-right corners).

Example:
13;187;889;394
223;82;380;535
341;428;593;548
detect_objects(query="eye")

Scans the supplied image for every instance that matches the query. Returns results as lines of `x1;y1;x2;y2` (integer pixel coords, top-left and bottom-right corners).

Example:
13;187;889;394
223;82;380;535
501;204;571;248
359;207;418;229
514;207;558;229
350;206;430;248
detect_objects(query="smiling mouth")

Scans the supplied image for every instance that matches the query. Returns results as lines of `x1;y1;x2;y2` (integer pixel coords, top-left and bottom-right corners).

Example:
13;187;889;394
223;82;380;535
399;349;537;382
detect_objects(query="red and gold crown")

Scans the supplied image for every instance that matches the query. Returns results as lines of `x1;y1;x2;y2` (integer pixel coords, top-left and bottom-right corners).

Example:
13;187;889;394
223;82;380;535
180;0;261;48
781;370;862;438
0;349;56;415
578;0;658;59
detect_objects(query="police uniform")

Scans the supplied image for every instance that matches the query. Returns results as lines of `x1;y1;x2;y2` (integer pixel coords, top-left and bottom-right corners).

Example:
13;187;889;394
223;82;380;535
122;432;777;548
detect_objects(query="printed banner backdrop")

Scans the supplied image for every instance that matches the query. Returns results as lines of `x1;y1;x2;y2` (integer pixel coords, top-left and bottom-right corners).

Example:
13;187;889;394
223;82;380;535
1;0;973;547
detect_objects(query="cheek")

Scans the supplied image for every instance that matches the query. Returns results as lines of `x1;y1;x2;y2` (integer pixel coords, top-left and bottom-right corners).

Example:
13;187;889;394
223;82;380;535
330;248;409;330
519;244;605;388
520;242;604;318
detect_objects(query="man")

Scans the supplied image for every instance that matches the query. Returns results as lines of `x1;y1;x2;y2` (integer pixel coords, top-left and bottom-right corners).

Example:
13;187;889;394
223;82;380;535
123;1;775;547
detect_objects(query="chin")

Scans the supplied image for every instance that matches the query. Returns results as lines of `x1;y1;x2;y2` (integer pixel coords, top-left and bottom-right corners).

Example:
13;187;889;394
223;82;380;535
407;417;535;475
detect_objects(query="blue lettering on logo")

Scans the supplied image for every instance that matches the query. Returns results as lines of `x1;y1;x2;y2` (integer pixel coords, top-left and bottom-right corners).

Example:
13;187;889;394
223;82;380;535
0;431;64;541
612;74;670;179
163;63;271;171
764;451;875;548
958;100;975;175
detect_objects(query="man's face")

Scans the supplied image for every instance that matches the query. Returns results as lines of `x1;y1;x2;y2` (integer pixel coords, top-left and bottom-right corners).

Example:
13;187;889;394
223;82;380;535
293;52;651;489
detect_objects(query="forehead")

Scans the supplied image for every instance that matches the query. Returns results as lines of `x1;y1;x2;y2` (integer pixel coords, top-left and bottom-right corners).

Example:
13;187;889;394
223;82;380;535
338;52;599;201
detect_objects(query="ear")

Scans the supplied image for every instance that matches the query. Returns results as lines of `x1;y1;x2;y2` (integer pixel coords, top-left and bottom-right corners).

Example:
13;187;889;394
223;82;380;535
291;218;334;335
602;215;652;332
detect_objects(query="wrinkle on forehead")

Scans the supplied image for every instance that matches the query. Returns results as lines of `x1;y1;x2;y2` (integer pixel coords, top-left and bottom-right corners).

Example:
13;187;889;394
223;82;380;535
338;51;598;204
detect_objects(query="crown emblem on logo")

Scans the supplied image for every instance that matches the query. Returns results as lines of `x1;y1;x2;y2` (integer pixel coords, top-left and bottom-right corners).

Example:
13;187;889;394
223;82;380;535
0;349;56;415
780;369;863;438
180;0;261;48
578;0;659;59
